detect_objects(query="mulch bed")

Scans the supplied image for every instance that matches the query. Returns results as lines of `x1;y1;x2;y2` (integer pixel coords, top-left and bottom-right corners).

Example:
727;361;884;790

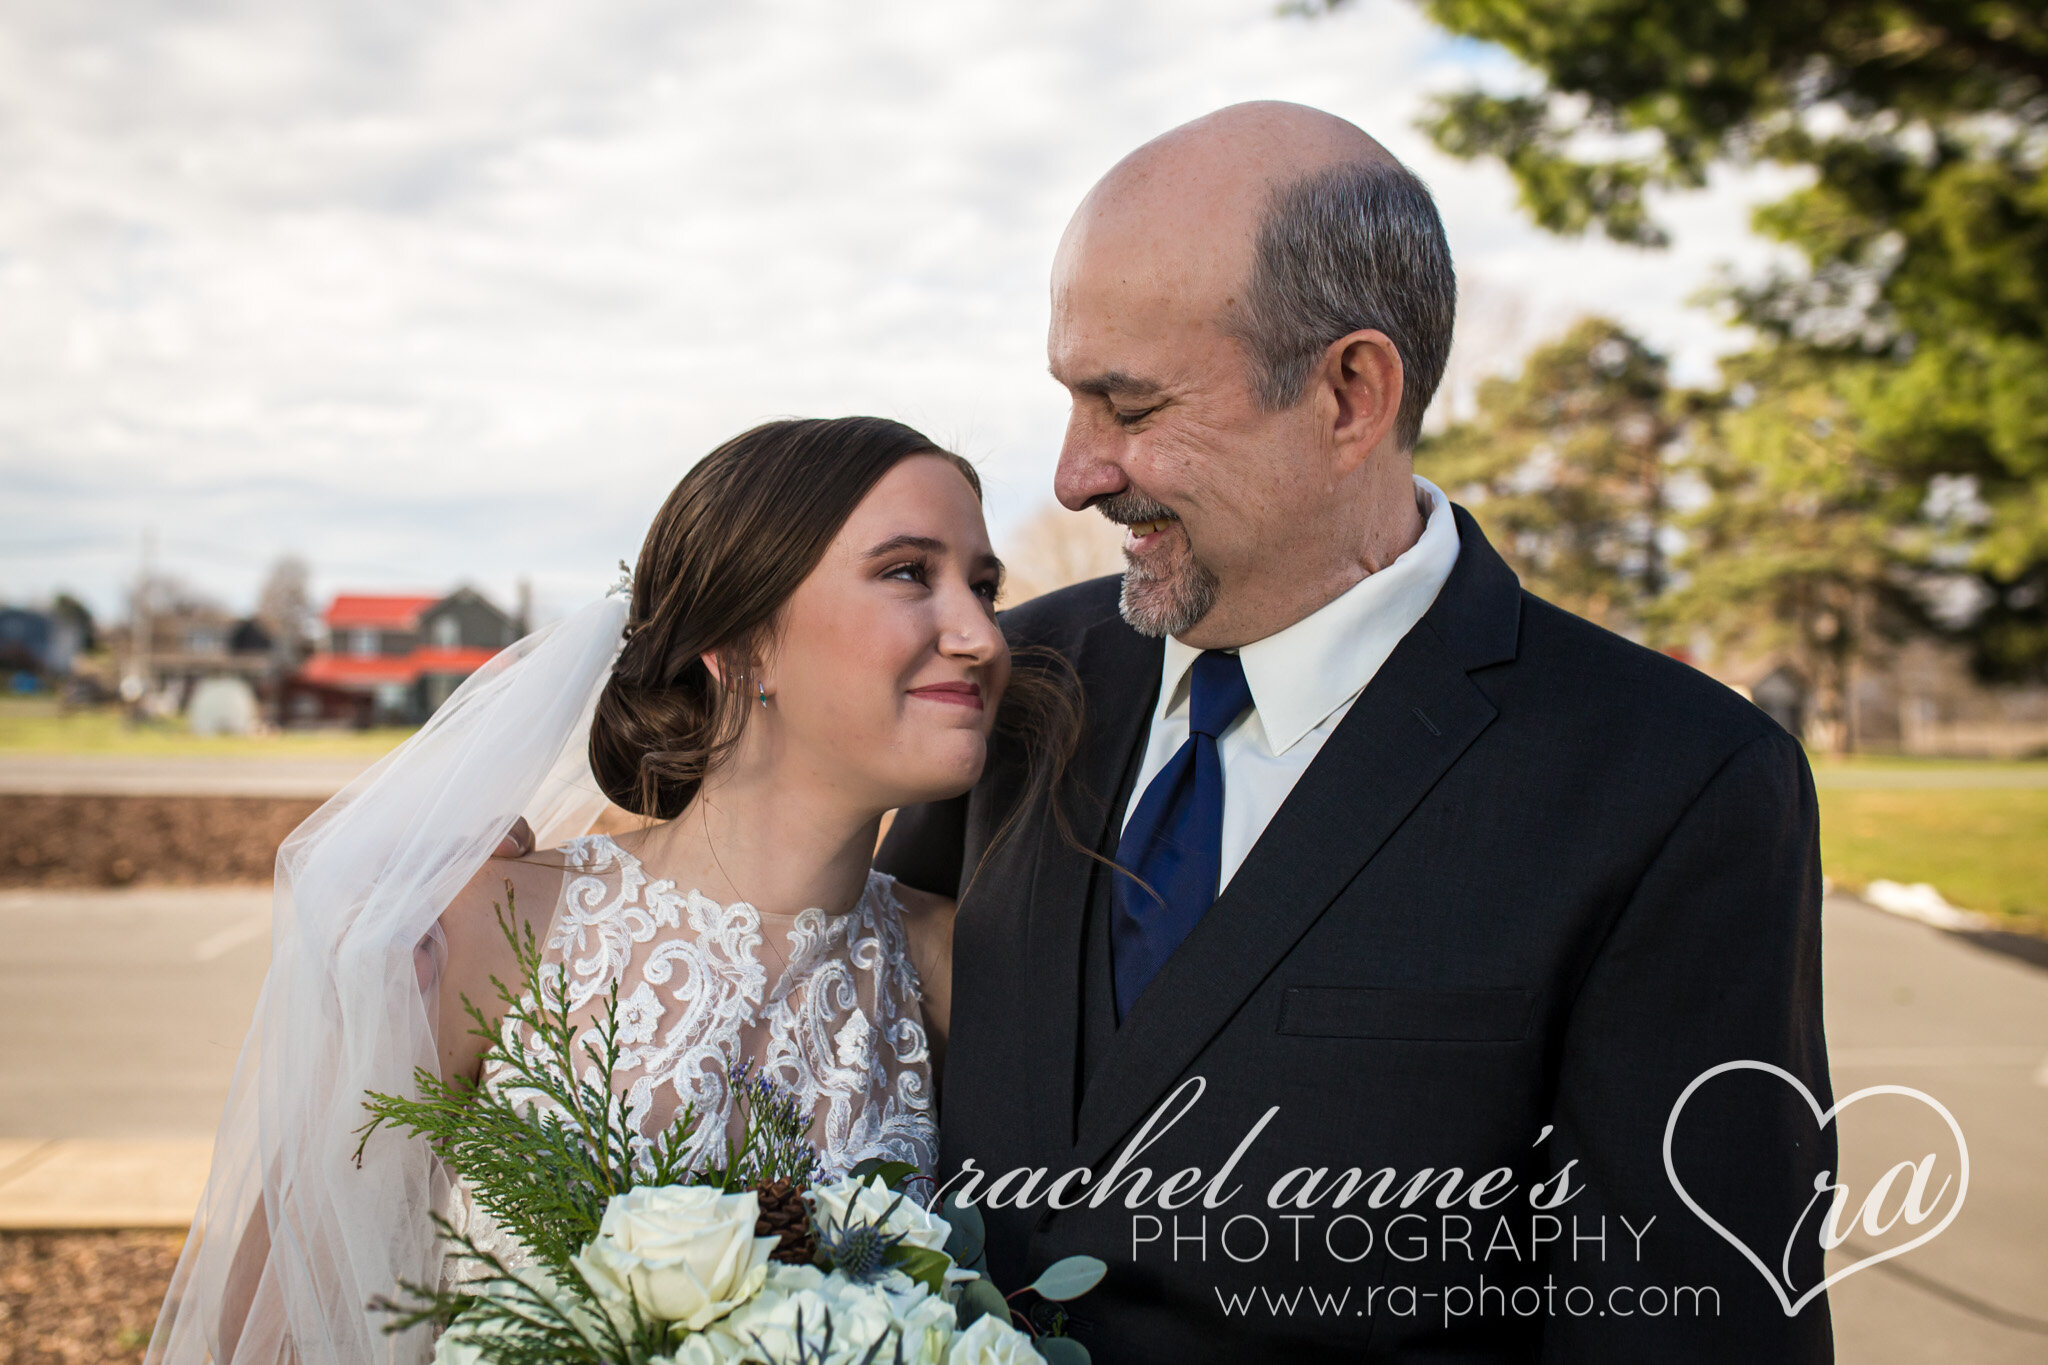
0;1231;184;1365
0;795;320;889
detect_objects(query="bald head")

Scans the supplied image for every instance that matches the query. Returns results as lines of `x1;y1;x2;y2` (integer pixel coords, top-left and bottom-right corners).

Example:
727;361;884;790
1058;103;1394;330
1088;100;1397;228
1054;100;1453;447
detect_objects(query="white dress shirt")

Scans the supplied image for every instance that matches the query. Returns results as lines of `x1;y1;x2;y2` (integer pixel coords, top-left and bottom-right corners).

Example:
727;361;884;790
1119;474;1462;894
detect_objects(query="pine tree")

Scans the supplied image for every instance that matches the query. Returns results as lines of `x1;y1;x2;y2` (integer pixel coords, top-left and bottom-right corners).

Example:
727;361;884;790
1419;318;1686;640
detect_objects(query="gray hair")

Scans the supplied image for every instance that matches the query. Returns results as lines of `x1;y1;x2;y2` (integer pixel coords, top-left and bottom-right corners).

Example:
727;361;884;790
1226;160;1457;449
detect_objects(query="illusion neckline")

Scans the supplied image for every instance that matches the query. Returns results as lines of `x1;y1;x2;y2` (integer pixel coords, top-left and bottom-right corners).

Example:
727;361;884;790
577;831;889;922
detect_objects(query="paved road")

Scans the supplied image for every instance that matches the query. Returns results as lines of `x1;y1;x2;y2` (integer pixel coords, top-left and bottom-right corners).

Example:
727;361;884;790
1819;891;2048;1361
1;886;2043;1356
0;886;273;1140
0;754;376;797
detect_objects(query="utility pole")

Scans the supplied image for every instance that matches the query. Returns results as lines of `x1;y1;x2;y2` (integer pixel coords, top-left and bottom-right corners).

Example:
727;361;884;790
127;526;156;711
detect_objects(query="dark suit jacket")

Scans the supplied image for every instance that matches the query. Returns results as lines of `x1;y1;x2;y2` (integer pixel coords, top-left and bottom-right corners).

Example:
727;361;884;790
878;507;1833;1363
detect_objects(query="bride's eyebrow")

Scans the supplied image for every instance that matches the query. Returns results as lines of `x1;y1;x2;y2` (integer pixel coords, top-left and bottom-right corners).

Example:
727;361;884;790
865;533;944;559
864;533;1004;578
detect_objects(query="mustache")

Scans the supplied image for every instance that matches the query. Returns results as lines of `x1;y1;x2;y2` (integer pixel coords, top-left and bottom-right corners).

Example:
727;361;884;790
1095;488;1178;527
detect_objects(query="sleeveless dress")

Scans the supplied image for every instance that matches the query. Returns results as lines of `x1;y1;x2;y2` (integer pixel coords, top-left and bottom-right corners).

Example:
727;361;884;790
437;833;935;1283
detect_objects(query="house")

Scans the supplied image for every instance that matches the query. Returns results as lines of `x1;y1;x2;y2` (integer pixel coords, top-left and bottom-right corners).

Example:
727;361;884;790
0;607;60;680
293;588;518;726
100;602;279;717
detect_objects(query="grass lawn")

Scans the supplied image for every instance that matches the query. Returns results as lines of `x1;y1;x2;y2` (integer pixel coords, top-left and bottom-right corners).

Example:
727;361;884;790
0;698;413;759
1809;753;2048;933
4;697;2042;932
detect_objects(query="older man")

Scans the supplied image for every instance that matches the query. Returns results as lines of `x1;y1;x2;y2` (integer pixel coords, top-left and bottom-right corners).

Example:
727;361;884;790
879;103;1833;1362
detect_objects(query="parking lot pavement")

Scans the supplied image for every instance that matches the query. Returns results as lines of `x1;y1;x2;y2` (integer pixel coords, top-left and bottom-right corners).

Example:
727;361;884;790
1819;891;2048;1362
0;886;270;1226
2;882;2044;1362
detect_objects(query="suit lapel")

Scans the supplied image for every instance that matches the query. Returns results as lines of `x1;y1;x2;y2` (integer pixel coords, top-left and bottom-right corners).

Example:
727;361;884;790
1071;504;1522;1168
1022;614;1161;1155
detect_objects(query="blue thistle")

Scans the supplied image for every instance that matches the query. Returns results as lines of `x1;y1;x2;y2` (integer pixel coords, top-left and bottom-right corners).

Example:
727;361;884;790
813;1215;907;1284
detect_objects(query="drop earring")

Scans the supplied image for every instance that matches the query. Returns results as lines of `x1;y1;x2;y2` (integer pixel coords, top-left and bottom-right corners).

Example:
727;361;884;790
758;682;768;708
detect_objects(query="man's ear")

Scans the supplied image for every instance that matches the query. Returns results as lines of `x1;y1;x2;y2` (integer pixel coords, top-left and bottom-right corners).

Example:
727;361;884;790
1323;328;1405;470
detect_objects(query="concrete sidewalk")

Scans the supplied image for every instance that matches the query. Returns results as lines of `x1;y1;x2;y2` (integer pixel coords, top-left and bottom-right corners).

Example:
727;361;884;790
0;754;375;797
0;1140;214;1229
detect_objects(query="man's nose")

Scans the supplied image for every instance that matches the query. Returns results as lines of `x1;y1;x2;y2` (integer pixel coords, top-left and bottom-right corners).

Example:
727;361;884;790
1054;408;1128;512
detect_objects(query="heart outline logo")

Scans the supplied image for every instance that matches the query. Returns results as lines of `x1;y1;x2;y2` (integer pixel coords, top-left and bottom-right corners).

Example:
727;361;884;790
1661;1059;1969;1317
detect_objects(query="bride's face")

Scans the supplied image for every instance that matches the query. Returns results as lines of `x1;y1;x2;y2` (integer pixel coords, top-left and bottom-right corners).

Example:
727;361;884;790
759;453;1009;810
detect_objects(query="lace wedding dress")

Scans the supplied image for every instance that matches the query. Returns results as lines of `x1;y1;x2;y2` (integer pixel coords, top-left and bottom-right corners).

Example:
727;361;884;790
437;832;936;1283
155;593;939;1363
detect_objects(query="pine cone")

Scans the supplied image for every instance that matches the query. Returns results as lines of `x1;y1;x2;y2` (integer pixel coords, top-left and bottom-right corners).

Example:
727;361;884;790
754;1178;816;1265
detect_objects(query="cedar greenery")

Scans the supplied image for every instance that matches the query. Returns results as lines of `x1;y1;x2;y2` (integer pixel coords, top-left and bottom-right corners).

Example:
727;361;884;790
354;887;775;1359
352;884;1105;1362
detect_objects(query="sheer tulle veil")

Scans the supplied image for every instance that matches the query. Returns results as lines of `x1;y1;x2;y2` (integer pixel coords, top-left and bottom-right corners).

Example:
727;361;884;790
147;592;630;1365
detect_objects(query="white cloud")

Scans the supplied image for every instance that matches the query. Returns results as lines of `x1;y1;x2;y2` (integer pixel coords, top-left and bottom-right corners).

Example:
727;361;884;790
0;0;1797;622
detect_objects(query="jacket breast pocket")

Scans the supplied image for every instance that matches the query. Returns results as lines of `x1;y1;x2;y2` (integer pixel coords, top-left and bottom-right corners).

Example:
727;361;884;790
1278;986;1534;1042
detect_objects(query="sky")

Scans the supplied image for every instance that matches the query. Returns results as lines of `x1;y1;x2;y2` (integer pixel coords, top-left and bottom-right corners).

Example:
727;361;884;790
0;0;1804;624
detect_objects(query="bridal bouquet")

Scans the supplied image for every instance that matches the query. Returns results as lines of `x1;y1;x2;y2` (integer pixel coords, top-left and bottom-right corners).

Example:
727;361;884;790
360;901;1101;1365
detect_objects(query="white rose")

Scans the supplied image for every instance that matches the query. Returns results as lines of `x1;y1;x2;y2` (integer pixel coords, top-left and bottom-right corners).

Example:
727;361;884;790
572;1184;778;1332
806;1175;955;1256
652;1332;744;1365
946;1313;1044;1365
713;1265;953;1365
713;1266;861;1364
872;1273;957;1365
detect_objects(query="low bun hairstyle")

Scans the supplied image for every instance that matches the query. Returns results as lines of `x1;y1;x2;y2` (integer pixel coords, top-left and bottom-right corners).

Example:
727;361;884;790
588;416;1080;829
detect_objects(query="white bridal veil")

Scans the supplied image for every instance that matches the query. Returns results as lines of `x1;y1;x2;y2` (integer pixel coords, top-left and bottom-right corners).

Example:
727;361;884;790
148;594;630;1365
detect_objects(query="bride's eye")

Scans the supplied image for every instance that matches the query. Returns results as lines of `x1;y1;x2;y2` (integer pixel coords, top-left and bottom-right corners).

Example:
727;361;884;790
882;559;930;587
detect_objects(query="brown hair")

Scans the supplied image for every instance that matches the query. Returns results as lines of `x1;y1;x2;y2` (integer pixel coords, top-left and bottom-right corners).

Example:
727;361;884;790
589;417;1081;837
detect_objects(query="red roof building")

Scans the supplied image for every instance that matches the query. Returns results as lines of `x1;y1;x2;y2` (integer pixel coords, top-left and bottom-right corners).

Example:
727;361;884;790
288;587;519;727
324;594;440;633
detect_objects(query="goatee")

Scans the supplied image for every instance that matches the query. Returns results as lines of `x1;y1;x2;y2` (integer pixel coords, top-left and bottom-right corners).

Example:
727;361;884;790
1098;490;1219;639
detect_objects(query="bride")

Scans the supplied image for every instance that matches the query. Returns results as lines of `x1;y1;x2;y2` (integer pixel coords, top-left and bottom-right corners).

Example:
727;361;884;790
148;416;1078;1365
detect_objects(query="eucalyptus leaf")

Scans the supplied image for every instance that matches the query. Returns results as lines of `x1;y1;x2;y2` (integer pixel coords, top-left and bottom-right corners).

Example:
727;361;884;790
1027;1255;1106;1302
957;1275;1008;1328
940;1193;985;1268
885;1244;952;1296
1034;1338;1091;1365
846;1157;920;1191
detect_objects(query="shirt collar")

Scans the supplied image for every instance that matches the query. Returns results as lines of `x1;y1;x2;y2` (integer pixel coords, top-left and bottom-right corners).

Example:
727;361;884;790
1157;474;1462;755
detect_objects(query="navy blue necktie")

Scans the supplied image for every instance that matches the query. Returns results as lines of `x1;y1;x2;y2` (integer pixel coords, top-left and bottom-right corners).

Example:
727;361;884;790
1111;649;1254;1020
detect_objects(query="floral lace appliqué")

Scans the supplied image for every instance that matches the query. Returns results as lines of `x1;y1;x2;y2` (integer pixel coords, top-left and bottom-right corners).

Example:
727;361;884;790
489;834;932;1179
441;835;935;1289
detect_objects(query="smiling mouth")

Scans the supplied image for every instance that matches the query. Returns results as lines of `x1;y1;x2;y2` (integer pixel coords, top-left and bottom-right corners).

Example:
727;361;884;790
908;682;984;711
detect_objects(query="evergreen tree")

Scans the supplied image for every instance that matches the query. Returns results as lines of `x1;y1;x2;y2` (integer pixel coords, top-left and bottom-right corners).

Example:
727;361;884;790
1312;0;2048;679
1651;352;1929;752
1420;318;1686;639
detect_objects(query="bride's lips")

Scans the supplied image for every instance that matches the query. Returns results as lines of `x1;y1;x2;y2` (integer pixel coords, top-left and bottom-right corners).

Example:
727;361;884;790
908;680;984;711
